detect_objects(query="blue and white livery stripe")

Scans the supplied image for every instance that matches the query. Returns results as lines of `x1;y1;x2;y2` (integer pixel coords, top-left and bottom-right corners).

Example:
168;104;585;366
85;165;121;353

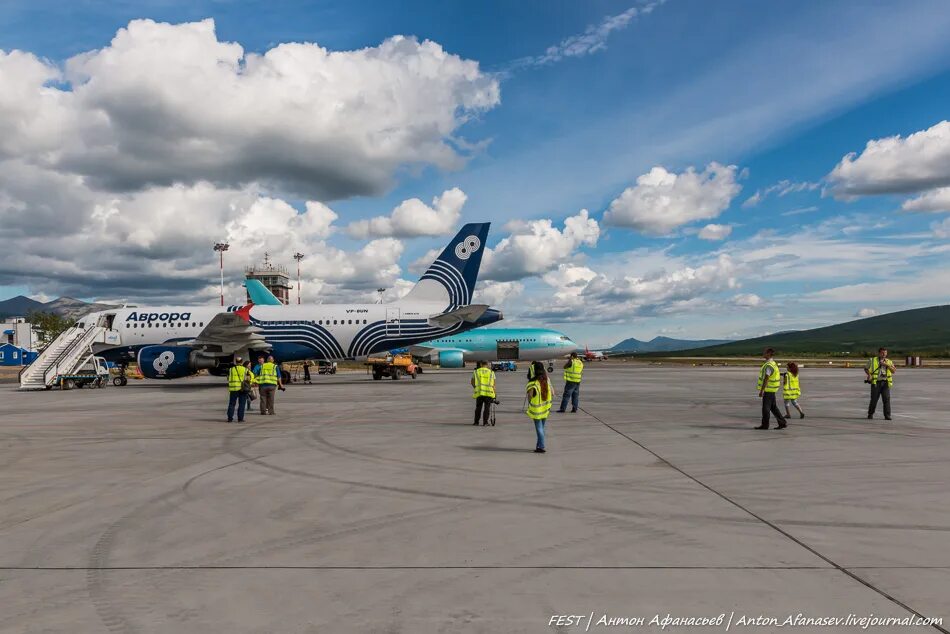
420;259;471;306
348;318;464;358
250;319;347;359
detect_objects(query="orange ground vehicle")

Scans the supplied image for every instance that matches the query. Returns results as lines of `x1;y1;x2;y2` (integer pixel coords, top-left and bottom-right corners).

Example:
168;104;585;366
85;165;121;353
365;353;419;380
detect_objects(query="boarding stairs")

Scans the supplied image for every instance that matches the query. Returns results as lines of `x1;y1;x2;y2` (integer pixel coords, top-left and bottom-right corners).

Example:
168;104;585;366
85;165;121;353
18;326;108;390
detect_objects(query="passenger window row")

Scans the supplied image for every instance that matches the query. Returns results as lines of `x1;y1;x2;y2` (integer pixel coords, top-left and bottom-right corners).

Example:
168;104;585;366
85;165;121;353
126;322;203;329
271;319;369;326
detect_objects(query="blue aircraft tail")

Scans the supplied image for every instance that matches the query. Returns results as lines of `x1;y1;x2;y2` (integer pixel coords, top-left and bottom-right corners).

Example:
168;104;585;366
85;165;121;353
402;223;490;307
244;279;283;306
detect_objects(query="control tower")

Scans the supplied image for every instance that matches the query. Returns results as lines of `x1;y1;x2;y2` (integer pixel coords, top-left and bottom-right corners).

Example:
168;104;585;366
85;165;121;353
245;253;292;305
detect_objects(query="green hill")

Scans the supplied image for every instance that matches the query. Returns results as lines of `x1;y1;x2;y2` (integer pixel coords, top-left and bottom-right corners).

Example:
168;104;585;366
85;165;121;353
636;305;950;358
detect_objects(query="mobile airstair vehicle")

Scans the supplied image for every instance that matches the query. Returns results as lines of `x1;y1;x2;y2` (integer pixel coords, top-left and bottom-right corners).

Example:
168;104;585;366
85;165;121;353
18;313;122;390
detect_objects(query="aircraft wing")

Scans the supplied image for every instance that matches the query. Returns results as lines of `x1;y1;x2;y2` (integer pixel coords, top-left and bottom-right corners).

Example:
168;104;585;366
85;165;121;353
181;311;267;355
428;304;488;328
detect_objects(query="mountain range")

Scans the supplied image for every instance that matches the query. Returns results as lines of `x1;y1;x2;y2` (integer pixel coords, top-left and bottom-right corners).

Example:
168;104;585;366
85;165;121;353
610;336;733;353
636;305;950;357
0;295;117;320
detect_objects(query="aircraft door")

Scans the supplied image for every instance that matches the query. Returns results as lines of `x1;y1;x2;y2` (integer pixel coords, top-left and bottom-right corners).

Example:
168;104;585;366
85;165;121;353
497;339;519;360
96;313;122;345
385;308;401;336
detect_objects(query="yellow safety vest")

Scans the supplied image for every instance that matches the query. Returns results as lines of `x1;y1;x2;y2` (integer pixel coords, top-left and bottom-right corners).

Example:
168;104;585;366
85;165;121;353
526;380;552;420
258;362;279;386
564;358;584;383
472;367;496;398
783;373;801;399
757;360;781;393
228;365;250;392
868;357;894;386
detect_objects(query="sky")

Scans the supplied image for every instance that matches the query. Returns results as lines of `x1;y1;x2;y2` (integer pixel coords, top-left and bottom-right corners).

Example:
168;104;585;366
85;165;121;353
1;0;949;347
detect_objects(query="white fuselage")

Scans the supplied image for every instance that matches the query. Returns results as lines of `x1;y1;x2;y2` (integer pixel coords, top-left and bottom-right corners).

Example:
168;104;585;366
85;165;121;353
81;300;495;363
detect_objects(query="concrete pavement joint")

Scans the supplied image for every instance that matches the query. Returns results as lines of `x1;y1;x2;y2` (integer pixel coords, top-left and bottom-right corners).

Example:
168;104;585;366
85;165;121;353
579;404;950;634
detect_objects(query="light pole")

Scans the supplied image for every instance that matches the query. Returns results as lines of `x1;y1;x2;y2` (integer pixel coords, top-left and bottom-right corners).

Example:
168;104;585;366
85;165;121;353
293;252;305;304
377;288;386;304
213;242;230;306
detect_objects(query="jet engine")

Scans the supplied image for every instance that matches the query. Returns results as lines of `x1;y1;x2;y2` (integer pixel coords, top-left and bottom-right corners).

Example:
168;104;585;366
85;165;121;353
437;350;465;368
137;345;219;379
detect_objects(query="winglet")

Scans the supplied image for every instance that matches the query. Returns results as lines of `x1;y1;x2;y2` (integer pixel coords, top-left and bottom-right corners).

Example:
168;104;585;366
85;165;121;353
235;304;254;322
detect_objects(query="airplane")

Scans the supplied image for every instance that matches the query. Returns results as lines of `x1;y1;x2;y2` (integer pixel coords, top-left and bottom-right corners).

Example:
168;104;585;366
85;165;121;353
581;345;608;361
243;275;576;369
409;328;577;368
69;223;502;380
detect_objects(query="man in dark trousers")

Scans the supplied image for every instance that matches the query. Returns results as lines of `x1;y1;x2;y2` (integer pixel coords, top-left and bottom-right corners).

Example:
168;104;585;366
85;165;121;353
557;351;584;413
865;347;896;420
226;356;252;423
756;348;787;430
471;360;496;426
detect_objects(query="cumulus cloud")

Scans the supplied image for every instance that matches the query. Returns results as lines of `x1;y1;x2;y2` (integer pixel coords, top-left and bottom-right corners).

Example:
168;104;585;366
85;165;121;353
508;1;664;70
0;19;500;200
0;19;504;302
698;223;733;241
473;281;524;306
855;308;879;318
346;188;467;238
902;186;950;213
482;210;600;281
827;120;950;197
732;293;762;308
542;264;598;297
0;161;403;301
523;254;740;323
603;163;741;234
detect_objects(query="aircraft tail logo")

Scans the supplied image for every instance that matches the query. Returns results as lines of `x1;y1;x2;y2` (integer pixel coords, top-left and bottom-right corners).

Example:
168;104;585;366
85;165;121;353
403;223;490;307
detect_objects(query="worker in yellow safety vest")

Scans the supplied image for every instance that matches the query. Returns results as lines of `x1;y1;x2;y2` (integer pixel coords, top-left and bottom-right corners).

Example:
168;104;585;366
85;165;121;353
782;361;805;419
556;352;584;413
756;347;787;430
257;354;283;416
526;361;553;452
470;360;497;426
227;355;253;423
865;347;896;420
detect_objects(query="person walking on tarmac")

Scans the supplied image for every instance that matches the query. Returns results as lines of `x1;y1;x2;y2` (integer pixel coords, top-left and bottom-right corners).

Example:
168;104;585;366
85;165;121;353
557;352;584;413
866;347;896;420
782;362;805;419
243;359;257;412
526;361;553;452
257;355;283;415
756;348;787;430
226;356;253;423
471;360;496;426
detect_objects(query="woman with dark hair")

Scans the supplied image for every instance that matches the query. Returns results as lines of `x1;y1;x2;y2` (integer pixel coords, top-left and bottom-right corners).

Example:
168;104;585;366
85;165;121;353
526;361;552;453
783;361;805;419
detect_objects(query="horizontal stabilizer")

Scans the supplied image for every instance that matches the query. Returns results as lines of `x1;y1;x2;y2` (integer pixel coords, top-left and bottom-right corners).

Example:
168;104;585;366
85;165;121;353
428;304;489;328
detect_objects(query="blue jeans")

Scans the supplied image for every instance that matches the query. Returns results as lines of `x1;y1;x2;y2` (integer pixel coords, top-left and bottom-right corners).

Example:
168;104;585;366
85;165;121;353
533;418;547;449
227;391;247;422
559;381;580;411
